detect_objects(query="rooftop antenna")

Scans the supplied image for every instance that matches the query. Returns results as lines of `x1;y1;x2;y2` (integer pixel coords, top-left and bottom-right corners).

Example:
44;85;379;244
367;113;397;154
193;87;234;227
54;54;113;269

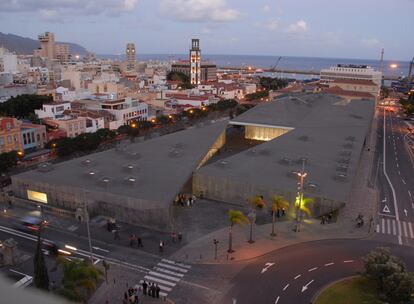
380;48;384;87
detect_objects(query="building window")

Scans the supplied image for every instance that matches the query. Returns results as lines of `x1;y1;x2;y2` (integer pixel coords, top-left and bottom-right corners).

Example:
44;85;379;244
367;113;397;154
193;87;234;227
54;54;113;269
37;134;40;141
0;137;4;146
23;133;27;145
27;190;48;204
31;132;35;142
7;135;12;144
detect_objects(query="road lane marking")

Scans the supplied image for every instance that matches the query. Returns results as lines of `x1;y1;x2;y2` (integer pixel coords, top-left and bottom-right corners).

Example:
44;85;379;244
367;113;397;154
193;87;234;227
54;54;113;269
376;224;380;233
93;259;101;265
387;219;391;234
402;179;406;184
157;263;188;273
148;271;181;282
260;262;275;274
403;221;408;237
308;267;318;272
275;296;280;304
153;267;184;278
408;190;412;198
393;220;397;235
382;218;385;232
408;223;414;238
161;259;192;269
398;170;401;175
324;262;334;267
301;280;314;293
397;163;399;167
283;284;289;291
343;260;354;263
143;276;176;287
294;274;302;280
92;246;109;253
398;221;403;244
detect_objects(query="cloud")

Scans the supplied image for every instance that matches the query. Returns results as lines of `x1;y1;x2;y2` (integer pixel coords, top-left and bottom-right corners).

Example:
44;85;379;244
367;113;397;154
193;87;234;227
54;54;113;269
265;20;280;31
263;4;271;13
159;0;241;22
361;38;380;47
287;20;308;33
0;0;138;18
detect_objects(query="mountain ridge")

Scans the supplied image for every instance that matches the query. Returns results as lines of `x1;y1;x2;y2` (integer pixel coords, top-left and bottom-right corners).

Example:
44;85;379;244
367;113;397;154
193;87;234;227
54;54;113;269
0;32;88;55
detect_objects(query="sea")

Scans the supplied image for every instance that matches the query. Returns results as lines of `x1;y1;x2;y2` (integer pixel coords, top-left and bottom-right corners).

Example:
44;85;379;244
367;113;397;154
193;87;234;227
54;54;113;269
98;53;411;81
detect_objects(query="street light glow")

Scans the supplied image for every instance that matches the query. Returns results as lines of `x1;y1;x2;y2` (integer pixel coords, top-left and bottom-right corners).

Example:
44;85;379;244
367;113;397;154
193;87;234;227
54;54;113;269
390;64;398;69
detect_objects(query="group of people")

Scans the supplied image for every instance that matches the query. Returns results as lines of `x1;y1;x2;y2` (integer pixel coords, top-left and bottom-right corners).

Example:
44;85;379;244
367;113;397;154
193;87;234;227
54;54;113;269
128;234;144;247
170;232;183;243
174;194;196;207
142;281;161;298
320;212;334;225
275;207;286;218
123;286;140;304
355;214;364;228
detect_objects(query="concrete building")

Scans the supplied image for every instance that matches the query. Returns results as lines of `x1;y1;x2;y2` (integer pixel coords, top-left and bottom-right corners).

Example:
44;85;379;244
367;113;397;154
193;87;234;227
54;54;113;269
56;117;87;138
21;123;47;154
328;79;379;97
0;84;37;102
35;101;72;119
55;44;71;64
0;48;18;74
0;118;23;154
193;93;375;216
125;43;136;70
190;39;201;85
171;61;217;83
36;32;55;60
11;120;228;230
320;64;382;88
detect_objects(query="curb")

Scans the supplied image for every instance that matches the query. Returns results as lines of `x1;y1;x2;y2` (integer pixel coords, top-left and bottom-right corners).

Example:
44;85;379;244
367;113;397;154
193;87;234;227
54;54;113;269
181;231;374;265
310;275;360;304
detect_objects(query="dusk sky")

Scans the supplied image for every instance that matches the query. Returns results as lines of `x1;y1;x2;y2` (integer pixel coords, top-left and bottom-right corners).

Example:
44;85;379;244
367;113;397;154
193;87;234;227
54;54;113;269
0;0;413;60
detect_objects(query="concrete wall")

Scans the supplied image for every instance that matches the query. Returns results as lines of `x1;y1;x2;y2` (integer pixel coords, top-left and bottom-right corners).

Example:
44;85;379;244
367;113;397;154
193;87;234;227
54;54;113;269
245;125;291;141
11;177;172;231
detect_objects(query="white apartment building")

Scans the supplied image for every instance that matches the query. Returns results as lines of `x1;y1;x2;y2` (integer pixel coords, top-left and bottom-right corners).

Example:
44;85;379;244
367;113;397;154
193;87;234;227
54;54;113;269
320;64;382;88
35;101;71;119
0;48;18;74
100;98;148;125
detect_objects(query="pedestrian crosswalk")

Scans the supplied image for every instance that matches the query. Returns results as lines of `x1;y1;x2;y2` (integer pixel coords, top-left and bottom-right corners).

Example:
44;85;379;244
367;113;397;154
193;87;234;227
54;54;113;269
376;218;414;238
140;259;191;298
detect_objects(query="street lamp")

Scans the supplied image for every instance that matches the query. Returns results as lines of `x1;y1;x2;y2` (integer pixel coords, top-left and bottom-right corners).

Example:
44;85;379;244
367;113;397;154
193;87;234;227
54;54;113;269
82;190;94;264
247;209;256;244
295;160;307;232
213;239;219;260
390;64;398;80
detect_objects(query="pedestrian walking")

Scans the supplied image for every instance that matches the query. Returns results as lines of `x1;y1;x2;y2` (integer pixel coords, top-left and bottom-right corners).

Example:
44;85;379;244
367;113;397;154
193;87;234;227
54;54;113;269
178;232;182;243
137;236;143;247
276;208;281;218
155;284;161;298
328;212;333;223
159;240;164;252
171;232;177;243
142;281;148;296
320;215;326;225
129;234;134;247
151;284;156;298
281;208;286;216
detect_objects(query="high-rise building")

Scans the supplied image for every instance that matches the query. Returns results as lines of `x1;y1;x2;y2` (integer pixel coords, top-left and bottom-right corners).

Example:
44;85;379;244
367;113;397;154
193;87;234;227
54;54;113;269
37;32;55;60
126;42;136;70
34;32;71;64
189;39;201;85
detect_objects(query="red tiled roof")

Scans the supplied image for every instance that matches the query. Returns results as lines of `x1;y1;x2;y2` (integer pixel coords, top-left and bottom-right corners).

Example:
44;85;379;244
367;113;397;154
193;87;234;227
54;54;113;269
166;94;212;101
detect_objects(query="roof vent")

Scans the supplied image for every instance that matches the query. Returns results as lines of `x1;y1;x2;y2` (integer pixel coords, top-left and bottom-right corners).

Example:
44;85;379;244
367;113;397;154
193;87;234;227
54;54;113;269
296;157;308;165
123;164;135;171
343;143;353;149
305;182;320;192
279;157;292;165
174;142;185;149
334;173;347;181
37;162;53;172
99;176;111;186
125;176;137;185
169;149;183;158
81;159;94;166
336;164;348;172
298;135;309;141
85;170;97;177
338;158;350;164
217;160;229;168
127;151;141;159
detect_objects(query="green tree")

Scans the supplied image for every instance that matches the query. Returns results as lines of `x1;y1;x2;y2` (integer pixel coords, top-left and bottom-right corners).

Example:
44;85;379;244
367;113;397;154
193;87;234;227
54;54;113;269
57;256;103;302
259;77;288;90
227;210;249;253
245;90;269;101
383;271;414;303
270;195;289;236
95;128;116;141
33;228;49;290
0;94;52;118
56;138;76;157
363;247;406;290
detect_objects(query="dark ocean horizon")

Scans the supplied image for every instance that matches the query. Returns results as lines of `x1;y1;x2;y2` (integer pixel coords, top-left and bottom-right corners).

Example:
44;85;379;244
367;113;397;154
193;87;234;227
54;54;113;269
98;53;410;79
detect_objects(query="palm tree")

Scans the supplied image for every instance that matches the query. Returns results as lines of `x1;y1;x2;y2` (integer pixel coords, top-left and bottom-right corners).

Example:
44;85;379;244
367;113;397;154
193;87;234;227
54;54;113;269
270;195;289;236
227;210;249;253
57;256;103;302
249;195;266;209
295;196;314;232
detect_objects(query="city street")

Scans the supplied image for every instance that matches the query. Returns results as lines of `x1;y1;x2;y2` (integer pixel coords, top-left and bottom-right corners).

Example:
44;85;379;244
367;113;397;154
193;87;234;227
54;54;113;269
374;107;414;246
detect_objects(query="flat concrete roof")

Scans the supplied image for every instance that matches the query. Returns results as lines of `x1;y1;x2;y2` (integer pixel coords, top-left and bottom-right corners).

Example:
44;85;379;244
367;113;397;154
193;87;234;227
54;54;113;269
197;93;375;203
14;120;228;206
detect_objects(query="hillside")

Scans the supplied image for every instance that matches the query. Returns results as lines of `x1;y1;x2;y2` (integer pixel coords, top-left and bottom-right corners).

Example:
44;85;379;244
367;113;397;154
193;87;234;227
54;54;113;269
0;32;88;55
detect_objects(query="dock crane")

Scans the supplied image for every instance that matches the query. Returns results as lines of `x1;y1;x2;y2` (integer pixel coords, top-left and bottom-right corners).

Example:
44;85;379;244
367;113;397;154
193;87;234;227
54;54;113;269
269;56;282;72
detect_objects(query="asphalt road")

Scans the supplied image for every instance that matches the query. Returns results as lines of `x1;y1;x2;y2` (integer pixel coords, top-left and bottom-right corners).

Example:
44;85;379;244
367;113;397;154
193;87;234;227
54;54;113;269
221;239;414;304
376;107;414;246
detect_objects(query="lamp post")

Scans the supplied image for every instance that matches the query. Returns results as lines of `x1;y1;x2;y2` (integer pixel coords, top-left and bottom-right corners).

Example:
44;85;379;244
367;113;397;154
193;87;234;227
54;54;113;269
213;239;219;260
390;64;398;80
247;209;256;244
82;190;94;264
295;160;307;232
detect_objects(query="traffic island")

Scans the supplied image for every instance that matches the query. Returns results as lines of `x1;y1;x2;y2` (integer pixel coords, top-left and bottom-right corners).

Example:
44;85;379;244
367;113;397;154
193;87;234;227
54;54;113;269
314;276;382;304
